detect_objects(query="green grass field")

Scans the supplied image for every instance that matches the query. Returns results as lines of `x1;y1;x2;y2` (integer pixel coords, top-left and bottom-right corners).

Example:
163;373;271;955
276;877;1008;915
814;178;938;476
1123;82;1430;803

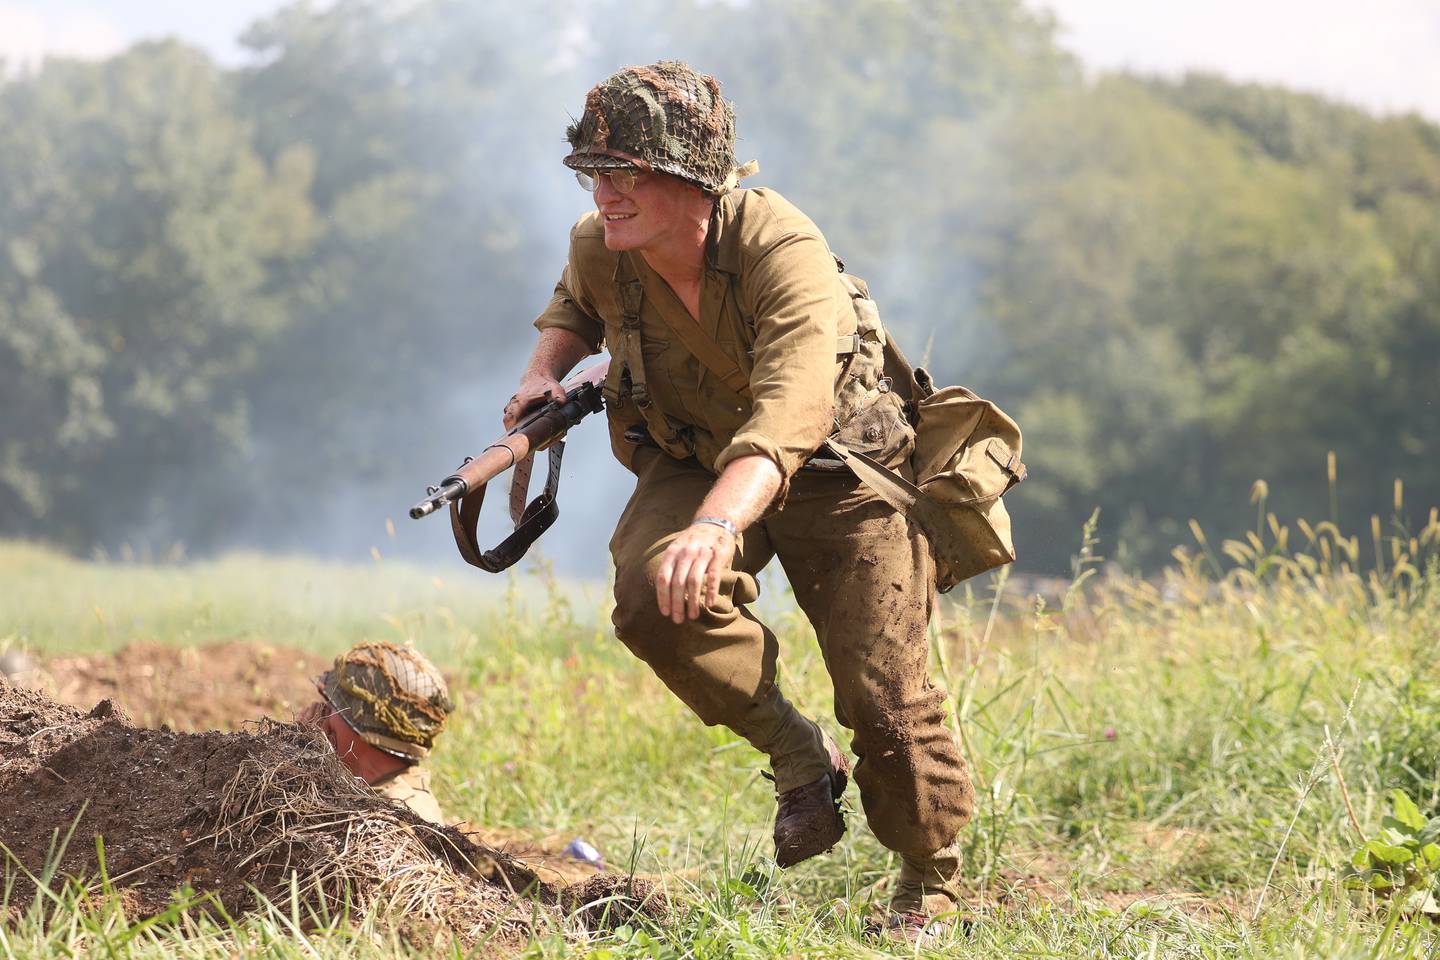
3;505;1440;958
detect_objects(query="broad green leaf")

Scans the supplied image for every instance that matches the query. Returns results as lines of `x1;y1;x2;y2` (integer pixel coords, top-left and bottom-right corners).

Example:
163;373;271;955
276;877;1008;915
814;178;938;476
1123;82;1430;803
1365;840;1415;865
1381;823;1418;846
723;879;759;899
1390;789;1427;832
1381;820;1425;843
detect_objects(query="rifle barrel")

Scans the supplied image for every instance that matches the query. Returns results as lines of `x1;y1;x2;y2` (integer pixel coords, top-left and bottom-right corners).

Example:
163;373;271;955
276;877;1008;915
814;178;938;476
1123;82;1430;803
408;478;467;520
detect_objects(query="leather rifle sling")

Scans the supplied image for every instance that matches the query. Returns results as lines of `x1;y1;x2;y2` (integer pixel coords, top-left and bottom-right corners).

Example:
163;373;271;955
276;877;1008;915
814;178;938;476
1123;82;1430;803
508;453;533;526
449;441;566;572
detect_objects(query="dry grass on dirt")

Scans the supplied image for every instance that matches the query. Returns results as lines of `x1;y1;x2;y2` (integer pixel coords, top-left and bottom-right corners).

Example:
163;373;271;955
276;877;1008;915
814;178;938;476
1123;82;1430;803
0;680;667;952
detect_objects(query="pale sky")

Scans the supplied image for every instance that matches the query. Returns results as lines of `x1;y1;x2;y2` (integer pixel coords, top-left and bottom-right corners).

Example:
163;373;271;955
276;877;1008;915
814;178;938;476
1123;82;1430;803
1034;0;1440;121
1;0;1438;123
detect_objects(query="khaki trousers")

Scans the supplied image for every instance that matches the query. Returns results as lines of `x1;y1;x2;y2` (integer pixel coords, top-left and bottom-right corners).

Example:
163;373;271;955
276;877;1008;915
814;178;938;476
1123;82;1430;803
609;447;974;859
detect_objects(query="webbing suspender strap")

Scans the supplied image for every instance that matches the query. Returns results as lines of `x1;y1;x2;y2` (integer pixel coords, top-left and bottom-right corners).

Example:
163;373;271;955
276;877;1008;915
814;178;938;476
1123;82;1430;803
448;442;565;572
821;437;967;556
603;262;651;410
617;277;650;407
633;254;753;399
608;264;695;456
607;252;860;451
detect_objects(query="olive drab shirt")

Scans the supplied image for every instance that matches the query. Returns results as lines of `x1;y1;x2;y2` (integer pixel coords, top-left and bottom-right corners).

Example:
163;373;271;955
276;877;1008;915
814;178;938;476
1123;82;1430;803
372;765;445;824
534;188;858;501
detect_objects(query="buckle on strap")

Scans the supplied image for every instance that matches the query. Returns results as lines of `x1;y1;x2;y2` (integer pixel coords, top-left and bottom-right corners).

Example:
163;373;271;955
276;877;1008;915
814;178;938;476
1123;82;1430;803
614;274;651;408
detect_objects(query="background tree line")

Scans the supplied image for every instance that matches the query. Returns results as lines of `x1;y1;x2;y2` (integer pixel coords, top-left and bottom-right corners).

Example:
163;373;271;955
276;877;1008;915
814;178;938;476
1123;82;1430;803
2;0;1436;574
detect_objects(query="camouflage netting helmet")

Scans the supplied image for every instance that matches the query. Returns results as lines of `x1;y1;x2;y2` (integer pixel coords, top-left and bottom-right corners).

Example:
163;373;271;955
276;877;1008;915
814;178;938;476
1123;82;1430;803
564;60;752;195
317;641;453;762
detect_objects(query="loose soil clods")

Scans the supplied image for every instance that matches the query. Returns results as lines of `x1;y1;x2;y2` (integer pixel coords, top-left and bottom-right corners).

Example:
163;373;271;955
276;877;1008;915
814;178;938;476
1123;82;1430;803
0;679;666;951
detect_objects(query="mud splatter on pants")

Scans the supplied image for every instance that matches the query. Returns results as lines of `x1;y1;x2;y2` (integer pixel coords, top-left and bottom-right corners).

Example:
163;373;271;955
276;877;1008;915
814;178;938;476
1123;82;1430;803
609;447;974;859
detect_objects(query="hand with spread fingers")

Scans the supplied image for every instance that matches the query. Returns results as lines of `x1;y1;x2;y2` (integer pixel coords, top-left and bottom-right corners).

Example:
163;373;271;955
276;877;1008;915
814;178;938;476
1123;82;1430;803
655;519;737;623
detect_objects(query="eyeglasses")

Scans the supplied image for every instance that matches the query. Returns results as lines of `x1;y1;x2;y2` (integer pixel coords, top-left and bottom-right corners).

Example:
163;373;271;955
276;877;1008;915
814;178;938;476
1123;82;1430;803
574;167;644;194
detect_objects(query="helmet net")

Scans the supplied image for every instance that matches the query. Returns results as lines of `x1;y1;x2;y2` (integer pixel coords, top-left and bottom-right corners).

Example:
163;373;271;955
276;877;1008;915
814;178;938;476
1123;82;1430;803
564;60;739;194
320;641;452;758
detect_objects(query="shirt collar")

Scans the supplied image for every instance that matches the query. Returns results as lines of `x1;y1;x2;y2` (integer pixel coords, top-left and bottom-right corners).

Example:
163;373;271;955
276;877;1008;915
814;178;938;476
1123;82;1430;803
706;191;743;276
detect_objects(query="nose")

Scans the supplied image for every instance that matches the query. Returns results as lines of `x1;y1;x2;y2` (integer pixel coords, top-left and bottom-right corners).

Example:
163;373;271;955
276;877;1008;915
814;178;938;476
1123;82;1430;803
593;173;622;204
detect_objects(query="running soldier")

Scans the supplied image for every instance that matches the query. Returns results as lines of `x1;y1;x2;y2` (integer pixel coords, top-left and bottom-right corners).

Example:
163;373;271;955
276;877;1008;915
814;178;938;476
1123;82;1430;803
504;61;975;932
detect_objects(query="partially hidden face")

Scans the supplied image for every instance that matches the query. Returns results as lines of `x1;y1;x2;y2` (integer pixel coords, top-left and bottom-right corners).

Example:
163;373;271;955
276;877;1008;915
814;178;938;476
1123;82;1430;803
322;708;365;776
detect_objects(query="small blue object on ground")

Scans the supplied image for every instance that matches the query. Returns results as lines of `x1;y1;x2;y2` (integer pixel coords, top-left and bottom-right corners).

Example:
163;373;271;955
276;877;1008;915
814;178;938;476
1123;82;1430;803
564;838;604;867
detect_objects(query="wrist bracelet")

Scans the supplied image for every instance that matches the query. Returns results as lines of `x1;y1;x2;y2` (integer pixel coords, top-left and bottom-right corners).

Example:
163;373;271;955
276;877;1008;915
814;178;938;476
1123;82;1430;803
692;516;739;538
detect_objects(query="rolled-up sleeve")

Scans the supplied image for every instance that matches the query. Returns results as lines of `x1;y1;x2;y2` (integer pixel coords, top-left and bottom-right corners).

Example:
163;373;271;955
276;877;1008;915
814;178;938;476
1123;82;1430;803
713;231;849;501
533;228;604;353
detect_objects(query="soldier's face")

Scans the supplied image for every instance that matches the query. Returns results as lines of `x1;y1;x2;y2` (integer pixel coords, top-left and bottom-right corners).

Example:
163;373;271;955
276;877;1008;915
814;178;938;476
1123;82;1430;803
323;710;364;773
591;163;710;254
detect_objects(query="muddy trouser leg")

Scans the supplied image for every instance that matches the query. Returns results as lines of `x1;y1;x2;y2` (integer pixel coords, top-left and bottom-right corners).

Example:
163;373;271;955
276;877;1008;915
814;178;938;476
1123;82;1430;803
769;469;974;860
609;449;832;793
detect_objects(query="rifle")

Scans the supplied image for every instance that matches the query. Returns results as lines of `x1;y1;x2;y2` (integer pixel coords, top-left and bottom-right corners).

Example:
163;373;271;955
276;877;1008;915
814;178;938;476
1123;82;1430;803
408;360;609;572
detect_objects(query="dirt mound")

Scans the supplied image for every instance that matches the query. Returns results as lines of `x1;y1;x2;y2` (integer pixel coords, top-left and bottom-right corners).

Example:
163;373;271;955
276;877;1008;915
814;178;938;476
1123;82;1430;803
0;680;663;949
38;641;328;731
562;874;671;931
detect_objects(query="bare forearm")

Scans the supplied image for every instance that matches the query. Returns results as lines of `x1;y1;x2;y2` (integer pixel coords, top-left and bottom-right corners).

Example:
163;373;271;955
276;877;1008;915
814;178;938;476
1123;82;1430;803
505;328;596;429
694;455;782;534
523;327;594;382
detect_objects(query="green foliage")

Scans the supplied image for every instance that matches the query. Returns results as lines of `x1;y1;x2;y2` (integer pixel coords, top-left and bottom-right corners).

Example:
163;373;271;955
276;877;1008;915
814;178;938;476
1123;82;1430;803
0;41;315;545
1346;790;1440;918
951;75;1440;570
0;1;1437;576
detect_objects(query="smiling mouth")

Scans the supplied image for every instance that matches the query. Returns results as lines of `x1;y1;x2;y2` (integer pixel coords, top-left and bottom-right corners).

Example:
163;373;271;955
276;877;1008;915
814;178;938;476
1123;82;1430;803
604;213;636;221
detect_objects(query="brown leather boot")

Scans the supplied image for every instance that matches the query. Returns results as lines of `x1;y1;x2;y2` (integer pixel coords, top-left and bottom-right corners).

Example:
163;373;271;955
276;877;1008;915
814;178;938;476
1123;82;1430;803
773;736;849;868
